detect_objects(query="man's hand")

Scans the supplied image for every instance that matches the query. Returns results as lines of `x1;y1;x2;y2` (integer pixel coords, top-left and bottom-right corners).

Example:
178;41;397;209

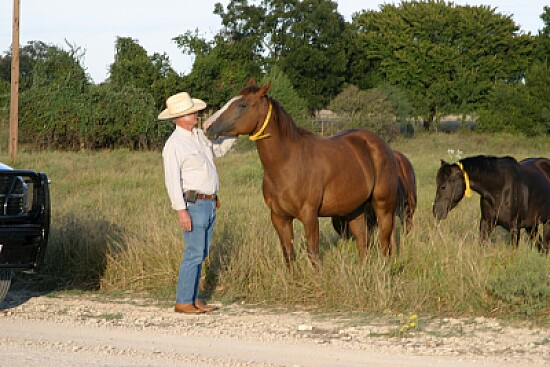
177;209;192;231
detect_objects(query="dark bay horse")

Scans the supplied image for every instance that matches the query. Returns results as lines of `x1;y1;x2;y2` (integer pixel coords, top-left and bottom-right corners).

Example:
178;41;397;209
205;79;399;266
433;155;550;252
519;157;550;241
333;149;417;239
520;157;550;183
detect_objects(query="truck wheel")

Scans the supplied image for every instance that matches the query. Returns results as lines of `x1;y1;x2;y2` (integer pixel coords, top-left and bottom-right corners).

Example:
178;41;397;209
0;270;13;304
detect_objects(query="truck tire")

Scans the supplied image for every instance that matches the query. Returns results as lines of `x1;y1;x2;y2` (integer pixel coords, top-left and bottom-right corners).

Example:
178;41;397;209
0;270;13;304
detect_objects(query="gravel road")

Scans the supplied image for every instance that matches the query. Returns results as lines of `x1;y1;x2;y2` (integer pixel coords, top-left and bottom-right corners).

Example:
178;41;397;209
1;290;549;367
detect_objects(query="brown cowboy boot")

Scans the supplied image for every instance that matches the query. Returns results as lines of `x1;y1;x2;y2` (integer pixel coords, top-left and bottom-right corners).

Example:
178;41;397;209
194;300;218;312
175;303;205;314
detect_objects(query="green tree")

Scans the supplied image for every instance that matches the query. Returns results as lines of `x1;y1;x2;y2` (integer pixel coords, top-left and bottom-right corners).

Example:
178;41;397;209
0;41;56;91
18;43;161;150
352;0;535;128
278;0;349;111
478;62;550;136
174;32;262;108
109;37;157;90
32;43;89;91
108;37;184;111
209;0;351;110
260;65;309;128
329;85;398;139
535;6;550;62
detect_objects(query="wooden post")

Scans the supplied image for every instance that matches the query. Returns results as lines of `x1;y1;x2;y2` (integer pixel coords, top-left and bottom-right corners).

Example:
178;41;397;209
9;0;20;161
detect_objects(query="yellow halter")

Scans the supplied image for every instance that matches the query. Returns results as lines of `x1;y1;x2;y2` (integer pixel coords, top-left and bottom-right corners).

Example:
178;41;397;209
249;102;272;141
457;162;472;198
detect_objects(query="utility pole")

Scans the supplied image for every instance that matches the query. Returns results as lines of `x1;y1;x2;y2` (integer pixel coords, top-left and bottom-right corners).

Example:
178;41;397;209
9;0;20;161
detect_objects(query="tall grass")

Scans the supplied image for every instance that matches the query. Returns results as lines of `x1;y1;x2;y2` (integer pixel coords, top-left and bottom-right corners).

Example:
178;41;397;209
3;133;550;319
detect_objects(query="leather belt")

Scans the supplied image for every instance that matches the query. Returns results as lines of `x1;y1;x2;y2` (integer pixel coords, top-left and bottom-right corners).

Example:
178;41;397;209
185;191;217;201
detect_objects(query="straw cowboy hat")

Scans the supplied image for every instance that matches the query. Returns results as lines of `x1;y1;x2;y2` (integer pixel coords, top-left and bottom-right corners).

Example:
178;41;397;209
158;92;207;120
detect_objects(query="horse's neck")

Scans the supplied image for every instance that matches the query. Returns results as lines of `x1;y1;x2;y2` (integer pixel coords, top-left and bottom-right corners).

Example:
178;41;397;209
255;105;302;167
462;160;508;198
255;135;295;173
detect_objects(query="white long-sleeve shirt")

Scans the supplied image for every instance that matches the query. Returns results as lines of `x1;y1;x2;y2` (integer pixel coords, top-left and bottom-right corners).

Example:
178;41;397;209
162;125;236;210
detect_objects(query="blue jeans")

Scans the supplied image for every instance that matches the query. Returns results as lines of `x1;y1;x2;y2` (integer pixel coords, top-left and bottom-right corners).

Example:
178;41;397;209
176;199;216;304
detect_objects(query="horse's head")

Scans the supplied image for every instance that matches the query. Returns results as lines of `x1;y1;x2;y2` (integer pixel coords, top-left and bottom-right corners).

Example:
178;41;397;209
432;160;466;220
205;78;272;140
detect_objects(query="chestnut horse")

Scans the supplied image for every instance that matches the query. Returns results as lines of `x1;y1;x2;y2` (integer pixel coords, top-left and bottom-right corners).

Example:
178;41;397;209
333;149;417;241
205;79;399;266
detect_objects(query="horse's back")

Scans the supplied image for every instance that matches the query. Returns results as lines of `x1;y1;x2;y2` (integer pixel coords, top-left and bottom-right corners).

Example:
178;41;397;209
328;129;397;172
520;157;550;184
314;129;398;217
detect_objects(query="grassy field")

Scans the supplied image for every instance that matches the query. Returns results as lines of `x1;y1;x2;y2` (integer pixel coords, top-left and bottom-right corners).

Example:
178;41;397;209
3;132;550;321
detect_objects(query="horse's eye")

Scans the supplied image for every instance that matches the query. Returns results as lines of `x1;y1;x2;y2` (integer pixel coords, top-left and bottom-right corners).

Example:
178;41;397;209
238;102;247;109
440;185;446;190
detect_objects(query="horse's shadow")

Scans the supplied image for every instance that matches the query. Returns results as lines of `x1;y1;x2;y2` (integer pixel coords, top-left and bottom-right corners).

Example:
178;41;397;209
0;214;125;310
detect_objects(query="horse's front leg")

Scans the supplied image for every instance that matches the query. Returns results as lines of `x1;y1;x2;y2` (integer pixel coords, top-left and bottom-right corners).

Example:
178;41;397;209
479;200;495;244
270;212;295;268
479;217;494;244
300;210;320;267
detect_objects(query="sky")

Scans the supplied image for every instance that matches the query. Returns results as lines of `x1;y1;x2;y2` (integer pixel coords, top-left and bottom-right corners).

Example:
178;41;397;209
0;1;547;84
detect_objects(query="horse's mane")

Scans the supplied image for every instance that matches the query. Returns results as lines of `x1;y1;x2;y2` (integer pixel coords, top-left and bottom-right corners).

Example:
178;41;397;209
239;85;313;139
460;155;518;177
270;98;314;139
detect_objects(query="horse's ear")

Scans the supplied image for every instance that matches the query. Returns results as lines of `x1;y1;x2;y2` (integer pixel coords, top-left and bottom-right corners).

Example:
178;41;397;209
440;159;449;166
259;81;272;96
246;78;257;87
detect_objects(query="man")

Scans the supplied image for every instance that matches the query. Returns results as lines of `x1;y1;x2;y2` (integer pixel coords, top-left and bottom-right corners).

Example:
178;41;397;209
159;92;235;314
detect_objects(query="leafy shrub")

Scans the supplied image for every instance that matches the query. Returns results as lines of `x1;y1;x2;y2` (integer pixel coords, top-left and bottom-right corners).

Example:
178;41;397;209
486;250;550;316
478;62;550;136
329;85;398;140
19;82;160;150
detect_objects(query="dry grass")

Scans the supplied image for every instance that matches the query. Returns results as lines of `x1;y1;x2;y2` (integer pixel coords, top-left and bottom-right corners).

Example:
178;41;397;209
3;132;550;320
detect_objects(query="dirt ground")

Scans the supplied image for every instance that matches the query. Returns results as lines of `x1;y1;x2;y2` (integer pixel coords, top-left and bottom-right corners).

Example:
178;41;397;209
1;290;549;367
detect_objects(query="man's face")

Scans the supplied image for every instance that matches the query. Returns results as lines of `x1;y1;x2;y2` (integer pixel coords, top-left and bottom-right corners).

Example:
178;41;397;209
176;112;198;129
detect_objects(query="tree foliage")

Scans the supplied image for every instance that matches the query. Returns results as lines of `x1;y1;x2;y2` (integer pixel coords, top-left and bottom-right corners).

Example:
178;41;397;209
108;37;184;111
196;0;351;111
18;44;163;150
535;6;550;62
352;0;535;127
174;32;262;109
3;0;550;151
478;62;550;136
277;0;349;110
259;65;309;128
329;85;399;140
0;41;54;91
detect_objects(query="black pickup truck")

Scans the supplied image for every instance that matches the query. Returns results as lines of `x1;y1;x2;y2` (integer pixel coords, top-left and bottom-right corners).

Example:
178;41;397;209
0;163;50;304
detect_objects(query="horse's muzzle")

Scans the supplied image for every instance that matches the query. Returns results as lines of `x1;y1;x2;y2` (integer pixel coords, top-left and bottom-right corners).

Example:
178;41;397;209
432;204;448;220
205;126;220;140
